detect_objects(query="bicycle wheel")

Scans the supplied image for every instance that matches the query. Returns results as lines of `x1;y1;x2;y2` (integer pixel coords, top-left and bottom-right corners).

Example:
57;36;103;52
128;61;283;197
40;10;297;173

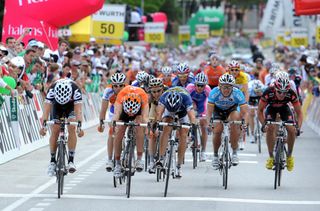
164;141;174;197
274;141;281;189
126;140;134;198
222;137;229;190
144;137;149;172
57;142;65;198
192;130;198;169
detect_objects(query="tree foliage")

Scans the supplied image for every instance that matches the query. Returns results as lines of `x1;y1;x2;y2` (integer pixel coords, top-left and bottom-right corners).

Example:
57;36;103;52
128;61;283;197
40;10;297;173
107;0;166;13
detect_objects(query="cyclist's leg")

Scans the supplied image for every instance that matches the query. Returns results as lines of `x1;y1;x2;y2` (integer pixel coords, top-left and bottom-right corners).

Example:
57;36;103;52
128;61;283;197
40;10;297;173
248;106;255;138
134;115;144;161
228;110;241;151
280;105;296;156
158;113;173;160
177;115;189;166
199;117;208;152
265;106;277;158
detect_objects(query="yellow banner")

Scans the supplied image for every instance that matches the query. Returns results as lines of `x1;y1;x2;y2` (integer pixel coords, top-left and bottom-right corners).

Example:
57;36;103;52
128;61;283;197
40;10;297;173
196;33;209;40
316;27;320;44
210;29;224;36
291;37;308;48
179;33;190;42
277;35;284;44
145;33;165;44
92;21;124;39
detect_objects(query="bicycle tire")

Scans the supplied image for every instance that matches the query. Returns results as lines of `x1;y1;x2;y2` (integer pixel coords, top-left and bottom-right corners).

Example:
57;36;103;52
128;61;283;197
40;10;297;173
126;140;134;198
57;142;65;198
144;137;149;172
274;141;281;189
164;141;174;197
223;136;229;190
256;118;262;153
192;131;198;169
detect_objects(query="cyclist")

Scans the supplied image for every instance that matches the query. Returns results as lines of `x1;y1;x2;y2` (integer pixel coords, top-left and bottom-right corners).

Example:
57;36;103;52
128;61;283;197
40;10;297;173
112;85;149;178
228;60;249;102
248;72;265;143
258;74;303;171
147;78;166;173
156;86;197;178
131;71;149;88
288;66;303;104
172;63;194;87
207;74;248;168
186;72;211;161
40;78;84;176
265;63;280;86
159;66;174;87
205;53;226;89
98;73;126;171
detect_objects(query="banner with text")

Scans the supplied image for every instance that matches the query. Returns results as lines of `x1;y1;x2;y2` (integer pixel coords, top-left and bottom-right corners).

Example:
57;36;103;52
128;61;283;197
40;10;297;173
195;24;209;40
291;28;308;47
91;4;126;39
144;22;165;44
179;25;190;42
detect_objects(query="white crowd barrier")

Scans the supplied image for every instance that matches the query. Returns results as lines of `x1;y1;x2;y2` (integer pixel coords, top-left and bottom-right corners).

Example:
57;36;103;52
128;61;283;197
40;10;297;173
0;91;102;164
305;95;320;136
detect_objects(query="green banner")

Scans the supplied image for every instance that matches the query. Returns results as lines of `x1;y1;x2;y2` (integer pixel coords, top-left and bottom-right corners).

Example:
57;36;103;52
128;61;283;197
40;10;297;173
10;97;18;121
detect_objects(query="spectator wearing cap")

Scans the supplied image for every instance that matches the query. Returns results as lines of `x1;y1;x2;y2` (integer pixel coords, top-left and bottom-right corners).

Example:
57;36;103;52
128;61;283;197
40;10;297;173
73;47;82;61
89;37;97;49
36;42;45;58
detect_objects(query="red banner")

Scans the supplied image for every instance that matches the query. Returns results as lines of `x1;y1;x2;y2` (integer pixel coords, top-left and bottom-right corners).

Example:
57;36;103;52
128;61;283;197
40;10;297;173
294;0;320;15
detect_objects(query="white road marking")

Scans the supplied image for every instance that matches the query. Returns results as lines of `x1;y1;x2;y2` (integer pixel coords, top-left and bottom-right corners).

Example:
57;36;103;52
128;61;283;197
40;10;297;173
2;148;105;211
65;184;77;187
69;180;82;184
78;174;89;177
63;187;73;190
28;208;44;211
36;202;50;206
1;193;320;205
42;198;56;202
183;159;258;164
74;177;86;180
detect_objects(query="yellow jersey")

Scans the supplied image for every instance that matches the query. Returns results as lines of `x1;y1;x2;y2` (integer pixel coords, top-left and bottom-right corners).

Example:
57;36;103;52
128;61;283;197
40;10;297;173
234;71;248;92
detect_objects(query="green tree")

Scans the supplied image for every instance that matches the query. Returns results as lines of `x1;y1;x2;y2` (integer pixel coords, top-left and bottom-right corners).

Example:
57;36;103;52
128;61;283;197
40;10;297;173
107;0;166;13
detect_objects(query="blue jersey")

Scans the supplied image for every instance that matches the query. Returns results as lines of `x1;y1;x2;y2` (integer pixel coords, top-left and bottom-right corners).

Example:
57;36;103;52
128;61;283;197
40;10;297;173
208;87;246;110
171;75;194;87
159;86;193;113
131;80;140;87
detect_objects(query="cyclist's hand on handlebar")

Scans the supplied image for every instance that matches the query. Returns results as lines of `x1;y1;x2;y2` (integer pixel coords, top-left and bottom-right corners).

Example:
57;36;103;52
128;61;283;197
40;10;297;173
295;126;301;137
261;124;268;133
39;120;47;136
97;120;105;133
77;121;84;137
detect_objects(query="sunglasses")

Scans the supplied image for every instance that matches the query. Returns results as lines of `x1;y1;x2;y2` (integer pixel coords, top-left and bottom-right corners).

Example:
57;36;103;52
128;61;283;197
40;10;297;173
178;73;188;78
276;90;288;95
151;89;162;94
112;84;125;88
230;69;239;72
220;85;233;90
196;84;205;88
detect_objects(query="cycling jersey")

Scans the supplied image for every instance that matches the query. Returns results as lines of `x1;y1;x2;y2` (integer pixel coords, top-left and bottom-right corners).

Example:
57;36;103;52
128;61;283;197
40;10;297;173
102;87;117;120
171;75;194;87
233;71;248;92
131;80;140;87
45;79;82;120
260;85;300;107
116;85;149;109
186;84;211;117
205;65;226;88
159;86;193;114
208;87;246;110
248;79;266;97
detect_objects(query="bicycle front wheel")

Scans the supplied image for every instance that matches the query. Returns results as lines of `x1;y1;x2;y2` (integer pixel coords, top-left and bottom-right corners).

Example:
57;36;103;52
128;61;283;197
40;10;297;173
222;137;229;189
274;141;281;189
164;142;174;197
126;141;134;198
57;142;65;198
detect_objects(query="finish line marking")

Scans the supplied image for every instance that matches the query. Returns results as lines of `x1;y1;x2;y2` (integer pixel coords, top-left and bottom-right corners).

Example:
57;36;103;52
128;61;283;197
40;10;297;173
0;193;319;205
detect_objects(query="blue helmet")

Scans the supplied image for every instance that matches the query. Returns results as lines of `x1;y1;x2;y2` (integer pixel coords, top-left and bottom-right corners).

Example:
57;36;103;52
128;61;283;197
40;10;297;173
165;92;182;112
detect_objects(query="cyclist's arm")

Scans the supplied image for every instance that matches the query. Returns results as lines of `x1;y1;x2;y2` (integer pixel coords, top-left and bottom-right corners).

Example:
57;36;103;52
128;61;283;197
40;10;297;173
99;100;109;121
187;109;196;124
257;100;267;125
74;103;83;122
156;104;165;122
239;104;249;122
243;83;249;102
207;103;215;123
293;102;303;129
42;102;52;123
141;104;149;123
112;102;122;121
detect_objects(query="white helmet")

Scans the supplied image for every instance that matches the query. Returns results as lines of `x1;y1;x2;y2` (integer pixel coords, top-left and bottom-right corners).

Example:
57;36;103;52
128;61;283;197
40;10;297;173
111;73;126;84
161;66;172;76
136;71;149;83
195;72;208;85
219;74;235;85
54;79;73;105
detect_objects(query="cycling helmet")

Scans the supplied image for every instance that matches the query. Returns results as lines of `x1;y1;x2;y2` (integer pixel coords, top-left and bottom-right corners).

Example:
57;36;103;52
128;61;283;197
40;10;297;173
219;74;235;86
195;72;208;85
149;78;163;88
54;79;73;105
228;60;240;70
274;72;290;91
176;63;190;74
253;81;263;93
122;93;142;116
111;73;126;84
269;63;280;75
288;66;298;75
165;92;182;112
161;66;172;76
136;71;149;83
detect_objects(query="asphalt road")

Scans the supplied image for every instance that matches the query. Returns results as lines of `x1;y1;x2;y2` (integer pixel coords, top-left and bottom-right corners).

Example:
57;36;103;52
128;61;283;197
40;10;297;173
0;122;319;211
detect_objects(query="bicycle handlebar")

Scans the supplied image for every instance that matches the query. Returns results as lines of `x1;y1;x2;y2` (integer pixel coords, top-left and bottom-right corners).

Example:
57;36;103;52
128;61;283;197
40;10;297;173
211;120;244;125
46;121;78;126
265;121;295;126
158;122;191;129
113;121;148;127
